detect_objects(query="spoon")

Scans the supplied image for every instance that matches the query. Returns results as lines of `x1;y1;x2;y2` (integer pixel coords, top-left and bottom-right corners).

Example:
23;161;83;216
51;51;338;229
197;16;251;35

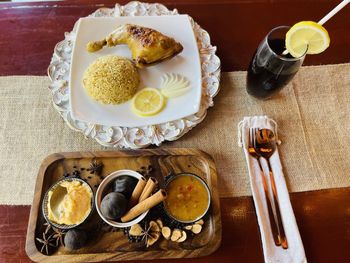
255;128;288;249
248;128;281;246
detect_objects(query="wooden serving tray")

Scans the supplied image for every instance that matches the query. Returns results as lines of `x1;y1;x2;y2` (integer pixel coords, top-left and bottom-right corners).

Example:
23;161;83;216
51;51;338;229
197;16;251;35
25;149;221;262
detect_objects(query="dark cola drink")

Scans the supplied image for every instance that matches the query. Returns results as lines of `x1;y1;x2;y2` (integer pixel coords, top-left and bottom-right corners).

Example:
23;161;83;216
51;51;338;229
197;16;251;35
247;27;305;99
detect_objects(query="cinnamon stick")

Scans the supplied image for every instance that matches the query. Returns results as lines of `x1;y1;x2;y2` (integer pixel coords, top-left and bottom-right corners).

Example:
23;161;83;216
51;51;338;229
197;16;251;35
121;189;167;222
138;177;157;202
128;176;146;208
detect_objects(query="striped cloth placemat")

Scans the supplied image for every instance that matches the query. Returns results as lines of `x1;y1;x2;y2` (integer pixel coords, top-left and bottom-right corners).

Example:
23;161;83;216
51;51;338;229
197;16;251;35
0;63;349;205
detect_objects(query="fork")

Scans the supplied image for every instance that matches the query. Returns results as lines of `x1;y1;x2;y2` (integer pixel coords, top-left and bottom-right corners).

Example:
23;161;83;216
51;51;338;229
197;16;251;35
254;128;288;249
248;127;281;246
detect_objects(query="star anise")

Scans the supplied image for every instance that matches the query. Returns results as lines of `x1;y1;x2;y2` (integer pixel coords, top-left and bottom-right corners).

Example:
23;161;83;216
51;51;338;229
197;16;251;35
141;224;152;242
128;221;160;247
52;227;66;247
137;165;153;177
36;232;56;255
88;159;103;175
43;222;52;235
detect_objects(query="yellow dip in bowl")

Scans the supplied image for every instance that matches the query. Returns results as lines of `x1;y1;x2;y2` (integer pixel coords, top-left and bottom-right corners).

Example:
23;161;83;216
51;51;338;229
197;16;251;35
164;173;210;223
46;179;93;227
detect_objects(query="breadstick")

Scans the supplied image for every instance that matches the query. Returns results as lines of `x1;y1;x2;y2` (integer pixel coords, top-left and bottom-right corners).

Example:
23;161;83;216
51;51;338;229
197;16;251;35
121;189;167;222
138;177;157;202
128;176;146;208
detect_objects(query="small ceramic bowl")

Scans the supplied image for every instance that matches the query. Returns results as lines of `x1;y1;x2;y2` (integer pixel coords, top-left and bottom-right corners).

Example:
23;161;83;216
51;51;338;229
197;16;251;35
42;177;94;230
95;169;148;228
163;172;211;224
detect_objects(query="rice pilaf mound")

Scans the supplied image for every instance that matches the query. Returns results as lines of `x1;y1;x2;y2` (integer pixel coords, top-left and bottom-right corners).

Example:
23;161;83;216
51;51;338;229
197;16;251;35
82;55;139;104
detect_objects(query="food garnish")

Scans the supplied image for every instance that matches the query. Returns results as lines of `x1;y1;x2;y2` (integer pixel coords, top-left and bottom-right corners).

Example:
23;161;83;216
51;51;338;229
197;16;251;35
156;218;164;229
88;158;103;175
128;221;161;247
285;21;330;58
161;226;172;240
160;73;191;98
87;24;183;68
36;232;56;255
136;165;153;177
176;230;187;243
159;218;204;243
184;220;204;234
191;223;203;234
146;221;161;247
131;87;165;117
52;228;66;247
195;219;204;225
43;222;52;235
129;223;144;236
170;228;182;242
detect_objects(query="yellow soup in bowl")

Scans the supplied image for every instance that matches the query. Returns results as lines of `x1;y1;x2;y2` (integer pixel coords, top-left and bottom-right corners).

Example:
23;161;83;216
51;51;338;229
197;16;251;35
164;174;210;222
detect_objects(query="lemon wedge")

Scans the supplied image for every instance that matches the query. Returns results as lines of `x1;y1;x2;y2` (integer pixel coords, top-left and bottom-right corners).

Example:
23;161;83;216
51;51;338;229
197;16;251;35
285;21;330;58
131;88;165;117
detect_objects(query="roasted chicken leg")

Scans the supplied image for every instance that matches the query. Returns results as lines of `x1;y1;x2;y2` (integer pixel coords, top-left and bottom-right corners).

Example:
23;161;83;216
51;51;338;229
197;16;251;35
87;24;183;68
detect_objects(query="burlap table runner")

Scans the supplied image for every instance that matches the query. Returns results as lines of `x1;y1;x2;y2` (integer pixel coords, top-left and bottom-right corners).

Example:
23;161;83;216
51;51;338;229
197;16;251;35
1;63;349;205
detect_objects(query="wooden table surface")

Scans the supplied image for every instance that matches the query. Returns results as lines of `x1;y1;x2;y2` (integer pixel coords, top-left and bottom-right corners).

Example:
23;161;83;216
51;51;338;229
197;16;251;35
1;0;350;75
0;0;349;262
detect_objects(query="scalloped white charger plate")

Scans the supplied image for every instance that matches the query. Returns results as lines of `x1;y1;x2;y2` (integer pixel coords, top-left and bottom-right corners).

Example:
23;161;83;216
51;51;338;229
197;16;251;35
47;1;220;148
71;15;201;127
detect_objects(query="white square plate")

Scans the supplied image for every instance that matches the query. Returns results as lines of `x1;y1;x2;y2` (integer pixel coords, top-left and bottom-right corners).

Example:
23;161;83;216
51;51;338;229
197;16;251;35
69;15;201;127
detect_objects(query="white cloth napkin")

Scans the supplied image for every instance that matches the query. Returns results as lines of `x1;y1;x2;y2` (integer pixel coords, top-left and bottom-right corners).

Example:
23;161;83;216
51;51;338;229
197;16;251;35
238;116;307;263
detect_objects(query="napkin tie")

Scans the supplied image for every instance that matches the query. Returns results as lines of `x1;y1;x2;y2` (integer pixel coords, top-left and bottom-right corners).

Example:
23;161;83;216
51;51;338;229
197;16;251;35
238;116;307;263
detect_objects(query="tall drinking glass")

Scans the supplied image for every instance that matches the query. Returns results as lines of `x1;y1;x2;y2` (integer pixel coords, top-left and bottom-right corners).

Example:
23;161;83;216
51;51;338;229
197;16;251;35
247;26;306;99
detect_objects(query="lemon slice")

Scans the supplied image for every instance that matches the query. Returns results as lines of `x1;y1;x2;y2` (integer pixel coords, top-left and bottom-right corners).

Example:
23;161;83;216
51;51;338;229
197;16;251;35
131;88;165;117
285;21;330;58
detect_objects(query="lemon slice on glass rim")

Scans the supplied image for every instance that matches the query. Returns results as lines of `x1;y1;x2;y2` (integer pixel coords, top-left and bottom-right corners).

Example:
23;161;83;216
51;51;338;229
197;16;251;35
285;21;330;58
131;87;165;117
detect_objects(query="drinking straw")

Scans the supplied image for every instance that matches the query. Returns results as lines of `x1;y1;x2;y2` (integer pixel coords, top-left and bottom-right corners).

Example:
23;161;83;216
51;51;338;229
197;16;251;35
318;0;350;25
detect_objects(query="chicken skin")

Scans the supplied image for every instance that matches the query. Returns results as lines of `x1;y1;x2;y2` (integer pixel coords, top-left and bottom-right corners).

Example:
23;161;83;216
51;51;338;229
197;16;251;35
87;24;183;68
